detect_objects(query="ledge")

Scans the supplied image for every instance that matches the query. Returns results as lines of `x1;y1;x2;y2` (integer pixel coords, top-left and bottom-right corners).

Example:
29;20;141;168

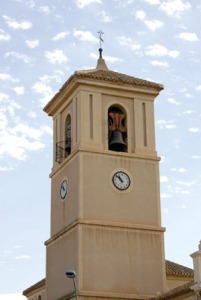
45;219;165;245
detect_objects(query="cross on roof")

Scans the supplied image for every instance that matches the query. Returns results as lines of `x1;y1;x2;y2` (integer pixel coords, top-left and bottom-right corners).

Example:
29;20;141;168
97;30;104;48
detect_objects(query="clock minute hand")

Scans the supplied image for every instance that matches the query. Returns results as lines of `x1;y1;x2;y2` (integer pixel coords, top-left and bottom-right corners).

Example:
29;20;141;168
117;174;123;183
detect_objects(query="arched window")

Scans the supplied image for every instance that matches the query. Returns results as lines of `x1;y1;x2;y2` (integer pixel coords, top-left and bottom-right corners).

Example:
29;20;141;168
38;296;42;300
65;114;71;157
108;106;127;152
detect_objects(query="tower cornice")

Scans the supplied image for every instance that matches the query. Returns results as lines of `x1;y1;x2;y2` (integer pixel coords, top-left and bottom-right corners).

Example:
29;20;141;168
44;69;164;116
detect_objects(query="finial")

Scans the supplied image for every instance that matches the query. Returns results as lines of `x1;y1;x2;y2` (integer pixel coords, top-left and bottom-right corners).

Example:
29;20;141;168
97;30;104;58
97;30;104;48
96;30;108;70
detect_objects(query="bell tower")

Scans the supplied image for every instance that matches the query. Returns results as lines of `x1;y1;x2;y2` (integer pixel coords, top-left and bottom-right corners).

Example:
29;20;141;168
44;48;166;300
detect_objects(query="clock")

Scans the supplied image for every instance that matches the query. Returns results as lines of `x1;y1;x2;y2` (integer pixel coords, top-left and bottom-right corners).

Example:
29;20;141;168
112;171;130;191
60;180;68;199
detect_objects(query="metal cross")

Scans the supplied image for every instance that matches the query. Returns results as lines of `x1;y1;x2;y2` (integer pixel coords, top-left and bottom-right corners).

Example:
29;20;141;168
97;30;104;48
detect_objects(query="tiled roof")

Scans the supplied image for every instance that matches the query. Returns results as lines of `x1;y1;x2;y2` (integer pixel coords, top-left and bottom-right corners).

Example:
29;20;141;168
166;260;194;278
23;278;45;295
72;68;164;91
151;281;194;300
56;68;164;99
44;65;164;113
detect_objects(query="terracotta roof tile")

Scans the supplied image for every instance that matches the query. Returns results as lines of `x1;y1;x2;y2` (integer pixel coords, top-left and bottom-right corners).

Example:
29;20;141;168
166;260;194;277
44;68;164;113
70;68;164;91
151;281;194;300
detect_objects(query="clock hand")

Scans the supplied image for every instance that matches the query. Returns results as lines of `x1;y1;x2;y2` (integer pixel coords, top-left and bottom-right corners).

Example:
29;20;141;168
117;174;123;183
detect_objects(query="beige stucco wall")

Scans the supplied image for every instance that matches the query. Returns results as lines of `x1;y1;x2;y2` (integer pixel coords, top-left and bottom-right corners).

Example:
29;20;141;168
46;227;79;300
46;222;165;300
166;277;193;291
50;150;162;235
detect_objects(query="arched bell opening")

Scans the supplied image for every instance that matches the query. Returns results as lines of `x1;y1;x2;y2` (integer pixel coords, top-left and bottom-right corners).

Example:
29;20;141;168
108;105;127;152
65;114;71;158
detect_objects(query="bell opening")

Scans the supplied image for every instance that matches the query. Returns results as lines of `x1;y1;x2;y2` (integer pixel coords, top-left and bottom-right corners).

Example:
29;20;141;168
108;105;128;153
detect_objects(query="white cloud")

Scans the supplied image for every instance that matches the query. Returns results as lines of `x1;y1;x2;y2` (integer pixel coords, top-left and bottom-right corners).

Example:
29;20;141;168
161;194;171;199
0;29;10;41
99;10;112;23
0;166;15;171
135;10;164;31
0;92;21;112
42;125;53;136
160;175;169;182
32;82;49;94
151;60;169;68
31;73;64;106
156;119;176;129
73;30;98;43
53;32;70;41
15;255;31;260
182;110;194;115
0;127;45;161
195;85;201;91
176;180;195;187
38;5;51;14
44;49;68;64
5;52;34;64
89;52;123;63
145;44;180;58
177;32;199;42
115;0;135;7
32;82;53;106
10;123;43;140
181;191;190;195
167;97;181;105
27;111;37;118
189;128;200;133
191;155;201;159
105;55;124;63
0;112;7;128
12;86;25;95
171;167;186;173
25;39;40;48
166;124;176;129
117;36;141;51
135;10;146;20
144;0;160;4
75;0;102;9
3;15;32;30
0;73;19;82
159;0;191;18
144;19;164;31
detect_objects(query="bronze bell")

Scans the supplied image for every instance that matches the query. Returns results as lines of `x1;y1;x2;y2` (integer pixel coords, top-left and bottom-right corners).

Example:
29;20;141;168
109;131;127;152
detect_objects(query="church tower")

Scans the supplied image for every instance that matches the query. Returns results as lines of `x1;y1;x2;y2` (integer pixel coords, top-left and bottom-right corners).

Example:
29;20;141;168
44;47;166;300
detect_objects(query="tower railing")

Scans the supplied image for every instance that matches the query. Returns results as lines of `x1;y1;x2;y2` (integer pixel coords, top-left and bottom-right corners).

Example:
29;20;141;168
55;141;71;163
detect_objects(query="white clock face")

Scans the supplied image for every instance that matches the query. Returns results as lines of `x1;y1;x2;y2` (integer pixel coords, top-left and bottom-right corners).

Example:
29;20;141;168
112;171;130;191
60;180;68;199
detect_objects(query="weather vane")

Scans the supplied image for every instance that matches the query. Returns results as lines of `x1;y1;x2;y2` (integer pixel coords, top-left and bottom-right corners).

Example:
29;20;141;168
97;30;104;48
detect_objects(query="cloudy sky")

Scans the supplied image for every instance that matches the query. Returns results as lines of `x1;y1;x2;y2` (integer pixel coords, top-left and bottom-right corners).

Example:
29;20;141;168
0;0;201;298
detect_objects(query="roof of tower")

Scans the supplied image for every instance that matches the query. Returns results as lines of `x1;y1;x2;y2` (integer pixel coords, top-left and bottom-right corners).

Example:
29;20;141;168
44;51;164;113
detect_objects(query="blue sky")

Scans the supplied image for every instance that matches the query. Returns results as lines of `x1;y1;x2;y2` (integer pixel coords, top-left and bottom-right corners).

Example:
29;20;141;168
0;0;201;298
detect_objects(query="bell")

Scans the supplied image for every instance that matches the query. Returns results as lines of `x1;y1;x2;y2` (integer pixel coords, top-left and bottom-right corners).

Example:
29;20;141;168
109;131;127;152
